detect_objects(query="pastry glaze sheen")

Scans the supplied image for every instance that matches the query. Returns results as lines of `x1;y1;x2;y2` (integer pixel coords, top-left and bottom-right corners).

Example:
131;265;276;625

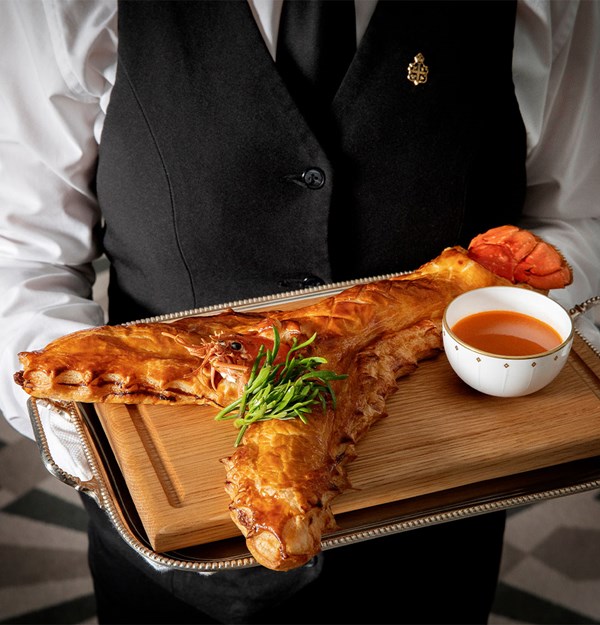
14;228;572;571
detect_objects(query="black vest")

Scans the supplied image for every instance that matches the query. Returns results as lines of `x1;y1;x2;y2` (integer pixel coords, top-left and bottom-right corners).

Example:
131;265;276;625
97;0;526;324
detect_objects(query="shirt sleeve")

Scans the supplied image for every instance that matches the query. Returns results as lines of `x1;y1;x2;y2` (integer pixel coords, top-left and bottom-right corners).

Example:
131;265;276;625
514;0;600;324
0;0;117;439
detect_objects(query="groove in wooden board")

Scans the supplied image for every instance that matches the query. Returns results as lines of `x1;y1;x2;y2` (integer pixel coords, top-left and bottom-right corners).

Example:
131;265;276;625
94;337;600;553
125;405;186;507
568;335;600;399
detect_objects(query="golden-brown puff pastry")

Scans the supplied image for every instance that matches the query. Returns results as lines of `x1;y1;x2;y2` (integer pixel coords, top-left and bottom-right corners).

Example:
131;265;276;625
14;228;572;571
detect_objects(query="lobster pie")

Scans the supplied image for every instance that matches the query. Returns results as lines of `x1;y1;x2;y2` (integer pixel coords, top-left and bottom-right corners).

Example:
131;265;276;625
15;226;572;571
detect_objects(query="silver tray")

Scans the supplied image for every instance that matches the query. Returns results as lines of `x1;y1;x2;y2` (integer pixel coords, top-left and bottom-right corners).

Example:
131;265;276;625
28;285;600;572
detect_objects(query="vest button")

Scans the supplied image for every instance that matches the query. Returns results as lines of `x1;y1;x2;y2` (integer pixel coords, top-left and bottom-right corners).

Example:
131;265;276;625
278;275;325;290
301;275;325;287
302;167;326;189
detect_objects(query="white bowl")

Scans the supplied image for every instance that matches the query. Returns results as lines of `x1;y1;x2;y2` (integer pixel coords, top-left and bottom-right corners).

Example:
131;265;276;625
442;286;574;397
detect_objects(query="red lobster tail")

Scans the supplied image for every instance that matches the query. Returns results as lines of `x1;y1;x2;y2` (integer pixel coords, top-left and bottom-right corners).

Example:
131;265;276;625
467;225;573;291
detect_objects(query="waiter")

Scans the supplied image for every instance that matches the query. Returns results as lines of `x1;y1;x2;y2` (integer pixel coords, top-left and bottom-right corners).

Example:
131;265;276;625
1;1;599;623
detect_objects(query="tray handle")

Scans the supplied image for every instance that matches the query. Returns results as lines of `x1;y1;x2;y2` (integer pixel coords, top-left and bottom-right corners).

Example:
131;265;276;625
569;295;600;319
27;397;104;506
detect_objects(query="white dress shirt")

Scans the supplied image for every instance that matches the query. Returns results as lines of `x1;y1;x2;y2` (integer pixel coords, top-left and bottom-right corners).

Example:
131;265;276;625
1;0;600;466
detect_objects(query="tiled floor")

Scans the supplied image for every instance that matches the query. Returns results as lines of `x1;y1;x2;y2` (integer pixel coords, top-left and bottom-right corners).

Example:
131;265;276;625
0;415;96;624
490;492;600;624
1;410;600;624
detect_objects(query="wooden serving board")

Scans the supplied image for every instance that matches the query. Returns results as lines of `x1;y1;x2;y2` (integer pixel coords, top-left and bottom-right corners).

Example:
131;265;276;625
95;333;600;553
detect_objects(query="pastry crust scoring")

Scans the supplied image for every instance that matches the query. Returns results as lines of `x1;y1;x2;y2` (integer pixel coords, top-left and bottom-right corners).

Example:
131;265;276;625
15;235;570;571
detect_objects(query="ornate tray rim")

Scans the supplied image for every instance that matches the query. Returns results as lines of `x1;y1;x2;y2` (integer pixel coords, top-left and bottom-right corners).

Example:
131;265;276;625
27;283;600;573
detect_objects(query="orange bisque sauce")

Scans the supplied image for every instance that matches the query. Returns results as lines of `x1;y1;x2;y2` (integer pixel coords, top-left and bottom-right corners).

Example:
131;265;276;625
451;310;563;357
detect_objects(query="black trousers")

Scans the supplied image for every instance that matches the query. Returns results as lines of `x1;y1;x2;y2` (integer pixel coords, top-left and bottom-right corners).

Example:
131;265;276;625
82;495;506;624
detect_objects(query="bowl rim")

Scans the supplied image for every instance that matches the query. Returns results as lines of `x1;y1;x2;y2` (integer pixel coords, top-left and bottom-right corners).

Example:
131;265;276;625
442;287;575;361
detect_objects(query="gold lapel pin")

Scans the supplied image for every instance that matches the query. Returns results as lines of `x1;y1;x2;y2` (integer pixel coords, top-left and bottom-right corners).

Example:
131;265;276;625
407;53;428;86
